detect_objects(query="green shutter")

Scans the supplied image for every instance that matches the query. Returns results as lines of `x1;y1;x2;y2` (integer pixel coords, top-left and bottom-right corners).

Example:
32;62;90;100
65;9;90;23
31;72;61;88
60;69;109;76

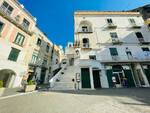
81;68;91;88
109;48;118;56
8;48;20;61
0;22;4;32
14;33;25;46
124;70;135;87
144;69;150;84
106;70;113;88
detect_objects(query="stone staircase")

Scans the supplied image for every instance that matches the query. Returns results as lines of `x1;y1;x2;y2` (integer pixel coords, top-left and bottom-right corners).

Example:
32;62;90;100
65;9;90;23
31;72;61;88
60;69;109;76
51;66;76;90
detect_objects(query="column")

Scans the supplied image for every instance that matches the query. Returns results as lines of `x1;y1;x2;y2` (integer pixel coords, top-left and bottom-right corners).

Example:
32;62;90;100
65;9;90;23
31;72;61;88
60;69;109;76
89;67;94;89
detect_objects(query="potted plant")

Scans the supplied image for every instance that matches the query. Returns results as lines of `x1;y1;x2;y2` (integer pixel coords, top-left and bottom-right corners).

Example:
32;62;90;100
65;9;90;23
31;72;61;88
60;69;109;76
25;80;36;92
0;80;5;96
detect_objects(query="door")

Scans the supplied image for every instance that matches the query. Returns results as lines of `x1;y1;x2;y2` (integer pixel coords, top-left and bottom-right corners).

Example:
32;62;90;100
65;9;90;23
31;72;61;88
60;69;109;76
81;68;91;88
144;69;150;84
124;70;135;87
40;68;47;84
93;70;101;89
106;70;113;88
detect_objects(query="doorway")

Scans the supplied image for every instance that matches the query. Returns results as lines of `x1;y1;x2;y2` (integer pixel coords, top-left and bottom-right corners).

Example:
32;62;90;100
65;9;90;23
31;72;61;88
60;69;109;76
40;68;47;84
81;68;91;88
93;70;101;89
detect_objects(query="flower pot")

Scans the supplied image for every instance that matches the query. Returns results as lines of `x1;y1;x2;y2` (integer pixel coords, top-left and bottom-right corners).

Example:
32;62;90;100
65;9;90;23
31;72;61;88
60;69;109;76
0;88;5;96
25;85;36;92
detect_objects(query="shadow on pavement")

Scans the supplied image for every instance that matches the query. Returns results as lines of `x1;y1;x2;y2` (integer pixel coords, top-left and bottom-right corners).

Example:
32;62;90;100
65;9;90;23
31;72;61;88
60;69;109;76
39;88;150;106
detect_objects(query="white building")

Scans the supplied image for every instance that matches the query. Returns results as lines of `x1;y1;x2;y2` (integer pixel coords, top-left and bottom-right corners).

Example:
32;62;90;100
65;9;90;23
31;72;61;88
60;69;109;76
73;11;150;89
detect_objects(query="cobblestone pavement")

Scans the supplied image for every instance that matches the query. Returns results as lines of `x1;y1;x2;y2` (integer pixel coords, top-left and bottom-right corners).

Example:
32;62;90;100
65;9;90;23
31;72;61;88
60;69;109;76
0;88;150;113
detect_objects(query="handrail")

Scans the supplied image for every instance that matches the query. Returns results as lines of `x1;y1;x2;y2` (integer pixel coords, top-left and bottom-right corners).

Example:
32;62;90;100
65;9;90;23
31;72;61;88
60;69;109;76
49;64;67;88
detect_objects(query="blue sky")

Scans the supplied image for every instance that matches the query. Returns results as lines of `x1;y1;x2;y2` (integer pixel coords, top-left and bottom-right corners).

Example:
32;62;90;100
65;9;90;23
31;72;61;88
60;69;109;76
19;0;150;47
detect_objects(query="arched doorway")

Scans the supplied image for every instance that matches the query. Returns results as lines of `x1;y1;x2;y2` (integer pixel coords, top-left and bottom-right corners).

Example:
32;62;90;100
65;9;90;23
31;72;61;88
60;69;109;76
0;69;16;88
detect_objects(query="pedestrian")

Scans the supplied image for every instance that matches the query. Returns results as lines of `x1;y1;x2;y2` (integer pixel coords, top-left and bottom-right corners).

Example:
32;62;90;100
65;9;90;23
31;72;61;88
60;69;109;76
112;76;116;88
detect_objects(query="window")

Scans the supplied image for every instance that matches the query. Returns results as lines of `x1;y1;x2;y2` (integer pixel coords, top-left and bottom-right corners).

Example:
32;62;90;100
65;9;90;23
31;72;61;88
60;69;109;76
46;45;50;53
37;38;42;46
31;52;38;64
135;32;145;42
42;58;47;66
22;18;30;29
89;55;96;60
82;38;89;48
8;48;20;61
56;59;58;64
109;48;118;56
82;26;88;32
14;33;25;46
0;22;4;33
1;1;13;16
142;47;149;52
107;19;113;24
110;32;118;38
129;18;136;24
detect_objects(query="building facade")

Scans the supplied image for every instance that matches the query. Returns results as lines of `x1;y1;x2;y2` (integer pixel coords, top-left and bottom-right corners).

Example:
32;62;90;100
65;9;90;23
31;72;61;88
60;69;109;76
73;11;150;89
0;0;36;88
0;0;63;88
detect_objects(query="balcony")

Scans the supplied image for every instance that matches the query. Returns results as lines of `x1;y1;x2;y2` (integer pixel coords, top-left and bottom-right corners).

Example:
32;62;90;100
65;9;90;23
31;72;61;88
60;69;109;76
82;43;92;50
100;53;150;63
0;6;32;36
112;38;123;45
107;23;117;29
130;23;141;29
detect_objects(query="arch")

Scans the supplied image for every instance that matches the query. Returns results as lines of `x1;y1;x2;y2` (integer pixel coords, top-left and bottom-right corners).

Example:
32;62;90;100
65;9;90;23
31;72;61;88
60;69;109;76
79;20;93;33
0;69;16;88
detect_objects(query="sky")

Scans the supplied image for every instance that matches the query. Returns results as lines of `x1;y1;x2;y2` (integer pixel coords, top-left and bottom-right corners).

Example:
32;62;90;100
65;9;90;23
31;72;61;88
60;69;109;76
19;0;150;47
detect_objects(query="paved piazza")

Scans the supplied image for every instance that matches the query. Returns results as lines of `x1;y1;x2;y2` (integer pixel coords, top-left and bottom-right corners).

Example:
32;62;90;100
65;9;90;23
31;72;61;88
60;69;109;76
0;88;150;113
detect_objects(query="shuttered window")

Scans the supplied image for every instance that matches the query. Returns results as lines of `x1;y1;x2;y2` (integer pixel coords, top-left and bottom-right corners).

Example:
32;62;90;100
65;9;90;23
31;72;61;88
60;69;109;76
8;48;20;61
109;48;118;56
14;33;25;46
0;22;4;33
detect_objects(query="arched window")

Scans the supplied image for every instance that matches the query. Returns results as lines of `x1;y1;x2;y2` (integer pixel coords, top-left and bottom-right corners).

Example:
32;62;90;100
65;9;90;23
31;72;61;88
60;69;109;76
79;21;92;33
82;38;89;48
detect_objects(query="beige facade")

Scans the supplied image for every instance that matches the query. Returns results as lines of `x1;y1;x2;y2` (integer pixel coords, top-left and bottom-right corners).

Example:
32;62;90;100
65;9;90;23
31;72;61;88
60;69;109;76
73;11;150;89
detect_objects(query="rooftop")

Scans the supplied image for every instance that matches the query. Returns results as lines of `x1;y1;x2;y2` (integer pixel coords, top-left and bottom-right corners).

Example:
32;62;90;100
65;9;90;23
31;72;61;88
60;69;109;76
74;11;141;16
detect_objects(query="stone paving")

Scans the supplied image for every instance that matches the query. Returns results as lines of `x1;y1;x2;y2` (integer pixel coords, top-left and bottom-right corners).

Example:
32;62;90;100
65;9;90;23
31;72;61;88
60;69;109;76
0;88;150;113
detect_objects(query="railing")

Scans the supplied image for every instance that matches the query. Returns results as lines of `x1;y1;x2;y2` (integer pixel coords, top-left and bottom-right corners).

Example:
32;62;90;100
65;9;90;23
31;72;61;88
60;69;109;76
0;5;33;35
107;23;117;28
82;43;90;48
99;53;150;63
49;64;67;88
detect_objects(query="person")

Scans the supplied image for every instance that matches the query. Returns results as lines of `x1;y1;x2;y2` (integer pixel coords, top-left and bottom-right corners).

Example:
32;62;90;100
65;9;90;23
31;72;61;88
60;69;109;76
112;76;116;88
124;77;128;88
21;75;28;92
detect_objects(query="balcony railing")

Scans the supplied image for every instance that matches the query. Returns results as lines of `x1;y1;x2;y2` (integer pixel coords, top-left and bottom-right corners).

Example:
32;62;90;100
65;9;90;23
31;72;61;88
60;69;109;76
112;38;123;45
82;43;90;48
100;53;150;63
107;23;117;29
0;6;32;36
130;23;141;29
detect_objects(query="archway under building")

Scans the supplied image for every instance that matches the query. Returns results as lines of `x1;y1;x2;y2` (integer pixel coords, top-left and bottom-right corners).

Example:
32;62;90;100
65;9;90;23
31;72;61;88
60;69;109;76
0;69;16;88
